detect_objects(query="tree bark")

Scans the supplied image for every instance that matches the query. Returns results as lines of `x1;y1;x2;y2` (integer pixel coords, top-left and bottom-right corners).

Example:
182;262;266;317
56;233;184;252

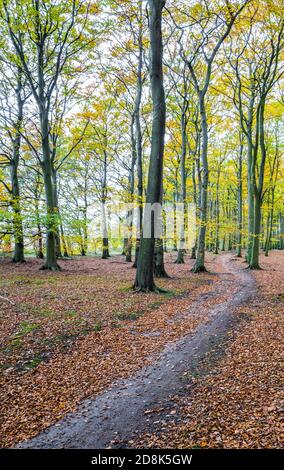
11;71;25;263
40;112;60;270
175;99;188;264
192;93;208;272
11;161;25;263
236;138;243;257
134;0;166;291
133;5;144;268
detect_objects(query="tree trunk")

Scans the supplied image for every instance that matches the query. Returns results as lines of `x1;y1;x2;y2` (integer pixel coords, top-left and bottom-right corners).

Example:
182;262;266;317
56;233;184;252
279;213;284;249
60;223;69;257
133;8;144;269
126;115;137;263
245;97;255;263
134;0;166;291
190;152;198;259
249;194;261;269
173;178;178;251
40;111;60;270
154;238;168;277
101;203;110;259
236;138;243;257
51;169;62;258
175;100;188;264
11;71;25;263
122;237;128;256
192;93;208;273
34;188;44;259
214;167;221;255
249;101;266;270
11;159;25;263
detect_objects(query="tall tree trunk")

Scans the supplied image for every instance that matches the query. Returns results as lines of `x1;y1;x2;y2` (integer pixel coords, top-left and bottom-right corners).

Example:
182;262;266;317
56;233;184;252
82;207;88;256
34;184;44;259
153;238;168;278
279;213;284;249
133;5;144;268
249;100;266;269
245;93;256;264
173;184;178;251
82;185;88;256
122;237;128;256
51;169;62;259
175;101;188;264
214;167;221;255
236;138;243;257
11;71;25;263
101;150;110;259
250;194;261;269
101;202;109;259
11;162;25;263
246;138;255;263
192;93;208;273
60;223;69;257
154;187;168;277
191;153;198;259
264;208;271;257
126;116;137;263
134;0;166;291
40;112;60;271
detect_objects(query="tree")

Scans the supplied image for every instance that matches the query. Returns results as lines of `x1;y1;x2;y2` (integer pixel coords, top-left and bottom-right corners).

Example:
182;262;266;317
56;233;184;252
227;4;284;268
1;0;91;270
134;0;166;291
0;65;29;262
174;0;250;272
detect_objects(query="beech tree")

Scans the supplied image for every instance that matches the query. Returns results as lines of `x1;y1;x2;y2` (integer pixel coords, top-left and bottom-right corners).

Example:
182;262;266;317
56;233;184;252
134;0;166;291
172;0;250;272
1;0;91;270
0;64;29;262
0;0;283;282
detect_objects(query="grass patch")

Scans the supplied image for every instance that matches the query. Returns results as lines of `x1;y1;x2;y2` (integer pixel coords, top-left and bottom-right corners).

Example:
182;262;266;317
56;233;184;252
115;310;144;321
44;321;102;348
10;321;40;349
21;303;56;318
44;333;79;348
119;283;134;293
18;321;40;334
10;337;23;348
24;355;44;370
81;322;102;333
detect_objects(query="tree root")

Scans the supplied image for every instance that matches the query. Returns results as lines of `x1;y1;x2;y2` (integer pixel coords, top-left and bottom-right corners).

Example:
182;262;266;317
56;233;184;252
40;263;62;271
191;264;208;273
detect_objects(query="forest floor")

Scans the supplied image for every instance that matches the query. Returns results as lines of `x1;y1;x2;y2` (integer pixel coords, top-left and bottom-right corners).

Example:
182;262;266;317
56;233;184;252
0;251;283;448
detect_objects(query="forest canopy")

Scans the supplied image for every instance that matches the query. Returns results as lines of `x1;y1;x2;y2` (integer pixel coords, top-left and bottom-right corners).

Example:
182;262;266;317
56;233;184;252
0;0;283;290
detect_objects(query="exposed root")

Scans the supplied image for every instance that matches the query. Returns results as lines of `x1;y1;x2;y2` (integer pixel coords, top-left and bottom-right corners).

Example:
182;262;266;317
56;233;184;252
40;263;62;272
132;286;155;293
248;264;262;270
154;286;169;294
155;273;171;279
191;265;208;273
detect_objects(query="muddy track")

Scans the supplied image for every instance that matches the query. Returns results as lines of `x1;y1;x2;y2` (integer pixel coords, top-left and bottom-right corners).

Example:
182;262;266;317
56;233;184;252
17;254;255;449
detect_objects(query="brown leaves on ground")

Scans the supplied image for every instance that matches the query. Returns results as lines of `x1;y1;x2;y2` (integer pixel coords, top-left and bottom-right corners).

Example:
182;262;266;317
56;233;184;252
0;252;223;448
133;251;284;449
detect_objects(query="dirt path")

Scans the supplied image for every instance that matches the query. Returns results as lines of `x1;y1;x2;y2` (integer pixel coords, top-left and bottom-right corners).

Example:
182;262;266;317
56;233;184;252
17;254;255;449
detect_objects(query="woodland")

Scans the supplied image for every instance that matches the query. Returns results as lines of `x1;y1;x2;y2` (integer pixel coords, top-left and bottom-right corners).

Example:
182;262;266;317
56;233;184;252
0;0;283;451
